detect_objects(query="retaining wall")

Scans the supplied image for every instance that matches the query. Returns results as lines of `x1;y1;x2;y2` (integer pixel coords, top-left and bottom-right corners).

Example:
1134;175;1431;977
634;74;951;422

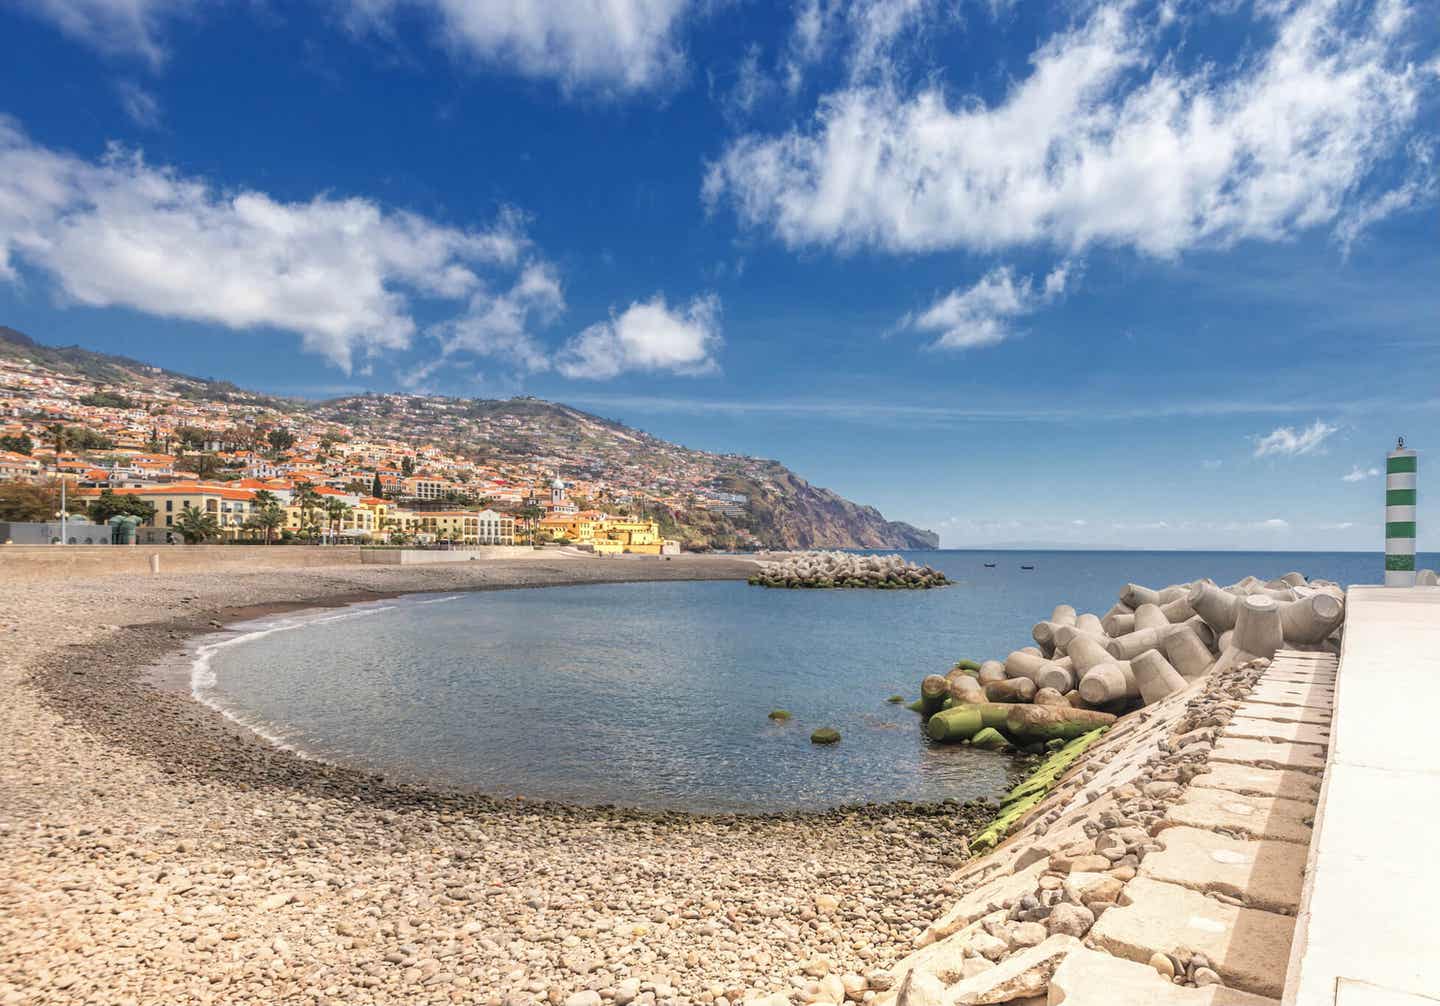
0;544;363;580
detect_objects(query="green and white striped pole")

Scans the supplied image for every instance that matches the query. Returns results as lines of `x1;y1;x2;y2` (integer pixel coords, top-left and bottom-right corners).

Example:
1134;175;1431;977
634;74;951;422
1385;437;1417;587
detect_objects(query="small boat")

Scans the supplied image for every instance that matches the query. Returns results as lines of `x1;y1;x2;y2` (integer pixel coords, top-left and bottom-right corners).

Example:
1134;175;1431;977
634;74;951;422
984;562;997;568
1020;564;1035;570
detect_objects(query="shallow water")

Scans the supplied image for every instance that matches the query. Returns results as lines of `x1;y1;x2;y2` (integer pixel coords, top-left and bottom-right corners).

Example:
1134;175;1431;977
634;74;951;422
195;549;1411;812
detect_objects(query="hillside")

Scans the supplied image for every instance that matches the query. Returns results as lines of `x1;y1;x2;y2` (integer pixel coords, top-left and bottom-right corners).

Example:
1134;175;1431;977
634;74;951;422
0;327;938;550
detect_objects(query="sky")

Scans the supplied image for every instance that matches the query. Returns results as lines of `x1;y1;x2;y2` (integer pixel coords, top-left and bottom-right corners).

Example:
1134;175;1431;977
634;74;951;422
0;0;1437;550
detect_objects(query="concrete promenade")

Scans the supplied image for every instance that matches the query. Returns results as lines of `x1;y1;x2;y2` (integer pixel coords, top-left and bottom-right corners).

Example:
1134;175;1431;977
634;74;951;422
1283;587;1440;1005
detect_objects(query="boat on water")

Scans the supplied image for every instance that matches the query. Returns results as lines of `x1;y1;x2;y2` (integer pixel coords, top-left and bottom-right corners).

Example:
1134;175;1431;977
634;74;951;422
984;562;997;568
1020;564;1035;570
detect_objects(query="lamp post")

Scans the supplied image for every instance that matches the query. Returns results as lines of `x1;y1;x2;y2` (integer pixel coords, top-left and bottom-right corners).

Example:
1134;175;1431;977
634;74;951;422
57;478;67;545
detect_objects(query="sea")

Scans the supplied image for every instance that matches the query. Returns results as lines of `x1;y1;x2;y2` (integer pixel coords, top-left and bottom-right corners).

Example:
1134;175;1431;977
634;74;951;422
190;550;1420;814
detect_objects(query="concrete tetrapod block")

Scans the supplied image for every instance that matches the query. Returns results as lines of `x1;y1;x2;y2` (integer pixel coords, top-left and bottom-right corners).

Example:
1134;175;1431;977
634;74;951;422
1189;582;1240;633
1134;603;1169;632
977;660;1008;686
1183;614;1219;649
1066;635;1116;673
1053;624;1108;657
1036;662;1077;694
1005;650;1057;684
1223;716;1331;746
1160;594;1198;623
1166;625;1217;680
1089;876;1296;998
1231;700;1330;725
1132;648;1188;705
1079;662;1139;705
1141;825;1308;913
1047;948;1281;1006
1103;610;1136;636
1107;625;1178;661
1277;593;1345;645
1163;788;1316;845
1233;595;1285;659
1120;583;1163;608
941;934;1080;1004
1191;763;1324;802
1210;736;1327;773
1051;603;1077;626
1076;612;1106;637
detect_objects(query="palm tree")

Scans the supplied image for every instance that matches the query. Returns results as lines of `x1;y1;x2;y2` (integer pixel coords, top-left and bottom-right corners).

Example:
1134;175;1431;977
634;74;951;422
247;491;285;545
322;498;350;543
293;481;321;542
174;504;222;545
518;503;545;545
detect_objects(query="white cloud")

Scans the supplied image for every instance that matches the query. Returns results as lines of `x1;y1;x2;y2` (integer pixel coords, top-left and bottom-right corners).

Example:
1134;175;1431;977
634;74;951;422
898;262;1072;350
782;0;946;94
708;1;1434;257
430;262;566;374
22;0;192;66
557;294;722;379
117;81;162;129
1253;420;1339;458
0;119;541;373
343;0;693;95
1342;465;1381;482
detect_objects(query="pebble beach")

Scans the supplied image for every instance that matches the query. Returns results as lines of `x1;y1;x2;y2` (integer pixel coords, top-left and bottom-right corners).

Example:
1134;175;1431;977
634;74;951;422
0;554;994;1006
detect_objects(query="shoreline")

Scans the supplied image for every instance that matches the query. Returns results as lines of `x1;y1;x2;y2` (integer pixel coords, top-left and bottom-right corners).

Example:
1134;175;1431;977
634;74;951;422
2;553;997;1004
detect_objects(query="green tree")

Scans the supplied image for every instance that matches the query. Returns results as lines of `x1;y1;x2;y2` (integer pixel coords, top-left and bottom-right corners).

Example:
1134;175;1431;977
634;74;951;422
79;391;137;409
370;473;384;498
293;481;321;542
322;497;351;541
0;480;60;522
0;434;33;455
87;490;157;525
176;426;208;450
517;503;545;544
400;456;415;476
245;498;286;545
193;453;222;479
267;429;296;454
174;503;222;544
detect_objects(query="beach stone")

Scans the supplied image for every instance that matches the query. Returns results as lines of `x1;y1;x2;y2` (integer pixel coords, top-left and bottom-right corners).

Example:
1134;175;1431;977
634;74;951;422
565;993;602;1006
943;934;1079;1005
1149;952;1176;978
1006;922;1048;949
1044;903;1094;938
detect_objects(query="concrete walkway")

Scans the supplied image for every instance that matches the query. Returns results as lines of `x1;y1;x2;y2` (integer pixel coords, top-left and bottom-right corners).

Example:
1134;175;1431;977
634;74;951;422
1283;587;1440;1006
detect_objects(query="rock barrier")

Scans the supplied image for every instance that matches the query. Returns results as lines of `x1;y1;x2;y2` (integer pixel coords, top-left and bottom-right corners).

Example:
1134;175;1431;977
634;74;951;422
909;570;1344;753
748;552;949;589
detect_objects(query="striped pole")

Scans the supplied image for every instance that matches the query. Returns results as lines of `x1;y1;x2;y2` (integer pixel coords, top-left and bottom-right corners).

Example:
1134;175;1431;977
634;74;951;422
1385;439;1417;587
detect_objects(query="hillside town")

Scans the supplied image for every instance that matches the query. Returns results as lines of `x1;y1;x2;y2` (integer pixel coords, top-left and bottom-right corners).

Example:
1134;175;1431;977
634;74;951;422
0;346;766;552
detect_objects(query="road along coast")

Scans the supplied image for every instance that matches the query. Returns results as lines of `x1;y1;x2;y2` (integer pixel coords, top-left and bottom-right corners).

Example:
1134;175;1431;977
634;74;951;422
0;553;998;1006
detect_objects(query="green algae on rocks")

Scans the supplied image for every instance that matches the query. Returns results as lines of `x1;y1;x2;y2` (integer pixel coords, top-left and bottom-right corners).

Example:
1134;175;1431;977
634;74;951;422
970;727;1108;852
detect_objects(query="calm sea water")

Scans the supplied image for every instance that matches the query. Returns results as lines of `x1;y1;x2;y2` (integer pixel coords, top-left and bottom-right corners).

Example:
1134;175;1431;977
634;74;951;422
194;550;1413;813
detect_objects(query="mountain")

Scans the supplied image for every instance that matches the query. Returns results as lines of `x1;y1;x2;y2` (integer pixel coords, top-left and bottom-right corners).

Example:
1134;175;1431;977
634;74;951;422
0;326;938;550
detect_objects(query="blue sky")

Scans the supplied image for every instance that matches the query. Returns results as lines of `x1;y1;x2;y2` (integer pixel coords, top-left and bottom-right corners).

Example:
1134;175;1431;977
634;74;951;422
1;0;1437;549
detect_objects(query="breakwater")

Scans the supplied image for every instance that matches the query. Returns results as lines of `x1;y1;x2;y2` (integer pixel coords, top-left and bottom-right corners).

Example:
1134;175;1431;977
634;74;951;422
748;552;949;589
825;571;1343;1006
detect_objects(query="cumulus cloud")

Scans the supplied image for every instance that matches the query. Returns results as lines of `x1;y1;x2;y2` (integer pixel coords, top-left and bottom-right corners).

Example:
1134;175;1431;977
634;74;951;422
783;0;943;92
343;0;693;95
430;262;566;374
1343;465;1382;482
0;119;540;373
708;1;1434;257
897;262;1071;350
21;0;193;66
557;294;722;380
1253;420;1339;458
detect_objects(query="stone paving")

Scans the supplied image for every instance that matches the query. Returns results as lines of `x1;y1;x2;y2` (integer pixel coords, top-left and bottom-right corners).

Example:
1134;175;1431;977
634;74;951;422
879;649;1338;1005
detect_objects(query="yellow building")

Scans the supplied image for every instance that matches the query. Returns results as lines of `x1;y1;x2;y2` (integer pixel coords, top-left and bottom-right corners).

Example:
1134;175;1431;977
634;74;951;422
75;483;261;542
535;512;680;555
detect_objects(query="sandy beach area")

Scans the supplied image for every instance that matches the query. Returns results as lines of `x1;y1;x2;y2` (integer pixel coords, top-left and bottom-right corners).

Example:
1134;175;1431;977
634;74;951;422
0;552;991;1006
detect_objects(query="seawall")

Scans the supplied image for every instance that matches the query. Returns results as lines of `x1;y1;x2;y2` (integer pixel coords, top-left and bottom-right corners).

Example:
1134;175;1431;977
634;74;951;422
0;544;364;580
